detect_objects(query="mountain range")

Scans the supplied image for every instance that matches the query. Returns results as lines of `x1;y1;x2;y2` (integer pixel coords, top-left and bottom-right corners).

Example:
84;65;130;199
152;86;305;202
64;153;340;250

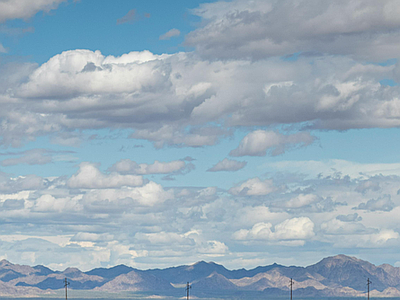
1;255;400;298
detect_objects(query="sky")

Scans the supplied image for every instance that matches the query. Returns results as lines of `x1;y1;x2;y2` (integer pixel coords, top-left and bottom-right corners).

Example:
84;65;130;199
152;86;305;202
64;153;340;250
1;0;400;272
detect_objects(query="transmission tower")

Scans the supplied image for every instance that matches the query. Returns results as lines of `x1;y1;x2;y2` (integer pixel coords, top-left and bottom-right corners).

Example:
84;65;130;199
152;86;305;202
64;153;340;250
185;282;192;300
289;278;294;300
64;277;70;300
367;278;372;300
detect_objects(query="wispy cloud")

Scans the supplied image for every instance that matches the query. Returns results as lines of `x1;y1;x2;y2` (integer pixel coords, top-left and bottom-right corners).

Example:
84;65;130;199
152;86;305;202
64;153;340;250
160;28;181;40
117;9;150;25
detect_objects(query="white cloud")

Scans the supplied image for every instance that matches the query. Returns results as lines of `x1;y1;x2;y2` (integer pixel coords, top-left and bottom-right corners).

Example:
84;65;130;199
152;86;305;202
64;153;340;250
68;162;143;189
109;159;193;175
2;49;400;147
160;28;181;40
33;194;81;212
233;217;315;242
83;181;174;207
284;194;320;208
0;0;66;23
230;130;315;156
198;240;228;254
207;158;247;172
186;0;400;60
229;177;278;196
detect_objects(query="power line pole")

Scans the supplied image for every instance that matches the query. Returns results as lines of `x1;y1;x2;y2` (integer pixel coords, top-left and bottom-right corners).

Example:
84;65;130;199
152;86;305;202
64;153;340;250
289;278;294;300
185;282;191;300
367;278;372;300
64;277;70;300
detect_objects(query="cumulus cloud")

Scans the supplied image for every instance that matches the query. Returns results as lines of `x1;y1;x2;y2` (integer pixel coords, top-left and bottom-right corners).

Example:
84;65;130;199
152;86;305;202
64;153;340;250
233;217;315;242
355;180;381;194
354;195;395;212
160;28;181;40
82;181;174;207
0;174;47;193
2;49;400;147
207;158;247;172
109;159;194;175
0;0;66;23
284;194;320;208
186;0;400;61
336;213;362;222
229;177;278;196
33;194;81;213
230;130;315;156
278;194;345;213
68;162;143;189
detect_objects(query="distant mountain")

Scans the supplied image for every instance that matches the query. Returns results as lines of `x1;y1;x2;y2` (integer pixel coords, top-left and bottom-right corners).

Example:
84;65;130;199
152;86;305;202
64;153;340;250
94;270;174;292
86;264;135;279
1;255;400;298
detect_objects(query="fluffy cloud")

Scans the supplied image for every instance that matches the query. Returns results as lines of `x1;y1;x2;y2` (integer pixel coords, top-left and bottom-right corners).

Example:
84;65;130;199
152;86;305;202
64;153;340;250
229;177;278;196
0;0;66;23
186;0;400;60
68;162;143;189
230;131;315;156
82;181;174;207
2;49;400;147
109;159;193;175
336;213;362;222
233;217;315;242
0;174;47;193
33;194;81;213
354;195;395;212
284;194;319;208
207;158;247;172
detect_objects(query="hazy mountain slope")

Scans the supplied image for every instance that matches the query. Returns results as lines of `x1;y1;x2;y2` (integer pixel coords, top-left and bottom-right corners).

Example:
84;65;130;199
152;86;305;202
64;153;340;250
94;270;174;292
192;273;238;291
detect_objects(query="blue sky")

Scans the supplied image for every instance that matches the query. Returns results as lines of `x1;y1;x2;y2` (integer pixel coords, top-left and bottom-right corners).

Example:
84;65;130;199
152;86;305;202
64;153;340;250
1;0;400;271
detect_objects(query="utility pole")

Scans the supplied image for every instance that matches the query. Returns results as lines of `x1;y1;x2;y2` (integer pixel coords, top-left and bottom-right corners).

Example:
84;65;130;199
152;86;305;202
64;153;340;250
367;278;372;300
64;277;70;300
185;282;191;300
289;278;294;300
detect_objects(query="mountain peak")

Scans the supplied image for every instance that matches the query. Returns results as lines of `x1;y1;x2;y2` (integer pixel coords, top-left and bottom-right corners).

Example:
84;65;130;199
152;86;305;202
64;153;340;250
0;259;12;267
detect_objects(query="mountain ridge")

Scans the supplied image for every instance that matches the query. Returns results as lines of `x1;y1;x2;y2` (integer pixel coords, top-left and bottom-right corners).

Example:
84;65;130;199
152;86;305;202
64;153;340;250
0;254;399;298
